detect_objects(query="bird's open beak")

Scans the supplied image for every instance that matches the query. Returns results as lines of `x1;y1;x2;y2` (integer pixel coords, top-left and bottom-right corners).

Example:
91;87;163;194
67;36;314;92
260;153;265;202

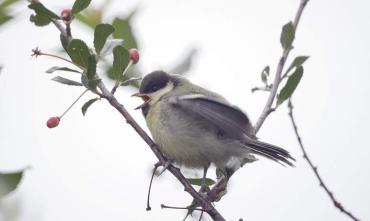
132;93;151;110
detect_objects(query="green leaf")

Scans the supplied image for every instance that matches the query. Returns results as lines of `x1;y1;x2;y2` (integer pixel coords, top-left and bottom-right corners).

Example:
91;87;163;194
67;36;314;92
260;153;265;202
28;2;60;19
46;66;80;74
94;23;115;55
74;8;102;29
0;0;21;8
261;65;270;84
0;169;25;198
81;98;99;116
0;12;12;26
29;14;50;26
112;15;138;49
280;21;295;50
112;45;129;80
187;178;216;187
169;49;197;75
52;76;83;86
72;0;92;14
276;66;303;106
100;39;124;57
284;56;309;76
121;77;141;86
86;54;99;90
67;39;90;68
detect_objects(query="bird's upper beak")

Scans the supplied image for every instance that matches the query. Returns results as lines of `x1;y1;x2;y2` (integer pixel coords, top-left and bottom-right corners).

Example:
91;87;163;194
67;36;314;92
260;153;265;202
132;93;151;110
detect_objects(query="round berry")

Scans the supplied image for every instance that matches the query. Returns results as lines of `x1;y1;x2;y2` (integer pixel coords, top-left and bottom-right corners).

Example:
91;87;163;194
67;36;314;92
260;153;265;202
61;9;73;22
46;117;60;128
129;48;140;64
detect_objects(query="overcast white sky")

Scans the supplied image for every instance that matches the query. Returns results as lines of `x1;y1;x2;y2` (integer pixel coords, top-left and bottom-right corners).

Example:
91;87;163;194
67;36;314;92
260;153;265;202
1;0;370;221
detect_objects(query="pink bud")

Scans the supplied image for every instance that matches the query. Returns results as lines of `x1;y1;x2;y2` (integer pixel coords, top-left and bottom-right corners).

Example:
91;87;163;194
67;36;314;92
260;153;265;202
46;117;60;128
129;48;140;64
61;9;73;22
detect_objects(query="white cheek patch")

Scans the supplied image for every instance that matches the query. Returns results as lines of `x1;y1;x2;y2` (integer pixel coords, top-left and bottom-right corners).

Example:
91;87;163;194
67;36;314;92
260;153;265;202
149;82;174;105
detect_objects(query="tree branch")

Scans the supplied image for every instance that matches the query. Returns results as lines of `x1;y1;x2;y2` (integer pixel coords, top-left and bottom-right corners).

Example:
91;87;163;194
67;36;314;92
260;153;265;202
254;0;309;133
48;18;225;221
288;99;361;221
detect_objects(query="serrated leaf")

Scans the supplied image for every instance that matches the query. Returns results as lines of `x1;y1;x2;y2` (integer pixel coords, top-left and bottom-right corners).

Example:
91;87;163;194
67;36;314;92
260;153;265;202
46;66;80;74
99;39;124;57
280;21;295;50
29;14;50;26
170;49;197;76
0;169;25;198
67;39;90;68
28;2;60;19
94;23;115;55
112;15;138;49
277;66;303;106
72;0;92;14
121;77;141;86
261;65;270;84
112;45;129;80
52;76;83;86
187;178;216;186
284;56;309;76
81;98;99;116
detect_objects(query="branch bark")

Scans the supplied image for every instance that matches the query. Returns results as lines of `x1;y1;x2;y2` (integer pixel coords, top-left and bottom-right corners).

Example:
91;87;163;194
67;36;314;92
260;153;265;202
254;0;309;133
288;99;361;221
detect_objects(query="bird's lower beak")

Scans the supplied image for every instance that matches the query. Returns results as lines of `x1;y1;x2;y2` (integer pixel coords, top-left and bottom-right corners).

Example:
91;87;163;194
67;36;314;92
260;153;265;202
132;93;151;110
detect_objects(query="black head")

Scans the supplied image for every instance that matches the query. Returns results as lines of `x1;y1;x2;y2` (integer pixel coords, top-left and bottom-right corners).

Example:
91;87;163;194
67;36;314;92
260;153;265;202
139;70;172;94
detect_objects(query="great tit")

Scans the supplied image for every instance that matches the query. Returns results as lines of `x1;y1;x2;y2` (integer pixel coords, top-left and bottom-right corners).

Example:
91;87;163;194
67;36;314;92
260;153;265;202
133;70;294;180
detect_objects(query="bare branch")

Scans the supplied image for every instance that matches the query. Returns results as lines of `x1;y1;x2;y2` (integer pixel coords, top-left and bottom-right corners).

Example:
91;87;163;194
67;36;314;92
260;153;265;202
288;99;361;221
98;81;225;221
254;0;309;133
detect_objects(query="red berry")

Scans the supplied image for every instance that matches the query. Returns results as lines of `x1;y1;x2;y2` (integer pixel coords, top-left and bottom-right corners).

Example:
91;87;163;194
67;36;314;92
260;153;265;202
61;9;73;22
46;117;60;128
129;48;140;64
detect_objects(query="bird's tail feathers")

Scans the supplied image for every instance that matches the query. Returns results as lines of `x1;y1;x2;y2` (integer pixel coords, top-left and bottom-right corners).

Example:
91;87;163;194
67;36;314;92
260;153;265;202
242;138;295;167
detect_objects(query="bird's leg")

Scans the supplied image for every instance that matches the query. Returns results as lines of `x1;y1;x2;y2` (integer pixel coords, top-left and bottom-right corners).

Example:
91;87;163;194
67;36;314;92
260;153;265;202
200;163;210;194
157;159;174;176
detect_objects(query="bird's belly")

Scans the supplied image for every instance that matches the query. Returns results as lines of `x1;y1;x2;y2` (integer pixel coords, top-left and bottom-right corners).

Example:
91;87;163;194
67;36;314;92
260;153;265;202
146;104;240;168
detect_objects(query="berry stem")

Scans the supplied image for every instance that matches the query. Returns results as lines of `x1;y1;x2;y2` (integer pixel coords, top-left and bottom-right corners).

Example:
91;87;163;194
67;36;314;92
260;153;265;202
32;48;82;70
60;89;89;118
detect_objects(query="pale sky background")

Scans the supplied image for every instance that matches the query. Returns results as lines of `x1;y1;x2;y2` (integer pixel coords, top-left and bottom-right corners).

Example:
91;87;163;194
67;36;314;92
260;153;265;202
0;0;369;221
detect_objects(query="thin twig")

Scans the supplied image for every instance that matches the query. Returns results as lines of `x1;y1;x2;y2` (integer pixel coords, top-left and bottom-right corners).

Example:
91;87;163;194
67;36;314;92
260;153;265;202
254;0;309;133
161;204;206;213
288;99;361;221
146;162;161;211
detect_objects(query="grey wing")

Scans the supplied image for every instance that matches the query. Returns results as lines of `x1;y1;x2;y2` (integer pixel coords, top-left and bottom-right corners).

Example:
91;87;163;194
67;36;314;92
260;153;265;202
168;94;294;166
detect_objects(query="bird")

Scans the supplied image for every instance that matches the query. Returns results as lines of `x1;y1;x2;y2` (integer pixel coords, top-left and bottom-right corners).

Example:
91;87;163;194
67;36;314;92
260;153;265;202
133;70;294;182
